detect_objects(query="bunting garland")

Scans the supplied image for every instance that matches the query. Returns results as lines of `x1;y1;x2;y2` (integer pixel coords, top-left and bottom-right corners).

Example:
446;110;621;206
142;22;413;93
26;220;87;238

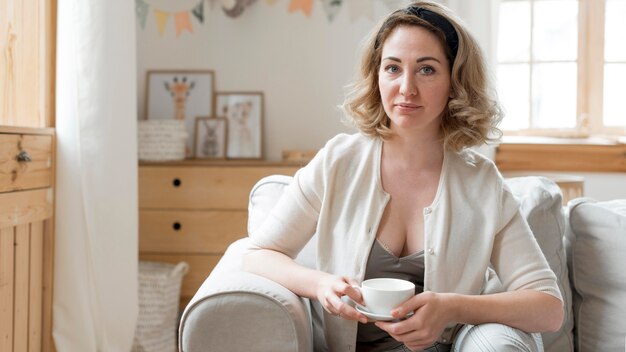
154;10;170;36
135;0;396;37
192;1;205;22
175;12;194;36
136;0;150;28
136;0;205;37
320;0;343;22
288;0;314;17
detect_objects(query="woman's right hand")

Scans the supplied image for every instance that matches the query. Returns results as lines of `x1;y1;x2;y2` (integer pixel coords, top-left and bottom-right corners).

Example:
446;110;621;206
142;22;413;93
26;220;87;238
316;275;369;324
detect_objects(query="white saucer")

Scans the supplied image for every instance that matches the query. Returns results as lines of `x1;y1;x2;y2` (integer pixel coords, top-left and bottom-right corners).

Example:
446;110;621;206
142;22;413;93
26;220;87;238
355;304;413;322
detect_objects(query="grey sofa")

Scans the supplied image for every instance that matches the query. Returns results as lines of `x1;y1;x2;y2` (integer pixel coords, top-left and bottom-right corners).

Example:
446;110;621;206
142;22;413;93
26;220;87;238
178;175;626;352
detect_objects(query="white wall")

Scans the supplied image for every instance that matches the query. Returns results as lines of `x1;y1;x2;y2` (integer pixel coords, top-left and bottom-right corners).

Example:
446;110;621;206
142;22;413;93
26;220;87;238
137;1;396;160
136;0;624;201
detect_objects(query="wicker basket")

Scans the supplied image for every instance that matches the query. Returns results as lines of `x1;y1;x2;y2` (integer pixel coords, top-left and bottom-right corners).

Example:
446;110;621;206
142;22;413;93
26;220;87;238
138;120;188;161
131;261;189;352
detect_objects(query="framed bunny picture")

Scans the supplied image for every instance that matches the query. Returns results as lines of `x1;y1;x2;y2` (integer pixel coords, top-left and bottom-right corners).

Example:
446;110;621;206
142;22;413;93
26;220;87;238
194;117;228;159
214;91;264;159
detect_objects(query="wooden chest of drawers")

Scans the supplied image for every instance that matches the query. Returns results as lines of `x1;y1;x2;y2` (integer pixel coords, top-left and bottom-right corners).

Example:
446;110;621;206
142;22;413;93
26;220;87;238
138;160;300;308
0;126;55;352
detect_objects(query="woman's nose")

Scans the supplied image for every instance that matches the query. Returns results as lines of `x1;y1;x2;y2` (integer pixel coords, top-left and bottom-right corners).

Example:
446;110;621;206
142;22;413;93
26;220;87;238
399;73;417;97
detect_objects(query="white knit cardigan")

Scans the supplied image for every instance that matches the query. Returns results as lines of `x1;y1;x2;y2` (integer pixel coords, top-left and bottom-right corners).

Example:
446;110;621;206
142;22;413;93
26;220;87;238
249;133;562;352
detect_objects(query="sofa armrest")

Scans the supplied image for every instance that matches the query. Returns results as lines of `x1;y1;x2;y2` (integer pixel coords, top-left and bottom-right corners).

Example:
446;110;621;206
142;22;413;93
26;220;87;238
179;238;313;352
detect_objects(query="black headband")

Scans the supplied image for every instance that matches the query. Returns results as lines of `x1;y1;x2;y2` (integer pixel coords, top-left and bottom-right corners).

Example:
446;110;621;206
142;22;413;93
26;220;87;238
375;6;459;60
405;6;459;59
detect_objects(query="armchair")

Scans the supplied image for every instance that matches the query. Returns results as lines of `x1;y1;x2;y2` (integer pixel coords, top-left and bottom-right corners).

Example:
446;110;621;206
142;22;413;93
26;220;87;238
179;175;626;352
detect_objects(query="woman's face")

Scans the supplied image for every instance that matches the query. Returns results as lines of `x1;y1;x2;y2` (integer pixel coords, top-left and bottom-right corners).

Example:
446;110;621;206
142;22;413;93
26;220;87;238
378;25;451;137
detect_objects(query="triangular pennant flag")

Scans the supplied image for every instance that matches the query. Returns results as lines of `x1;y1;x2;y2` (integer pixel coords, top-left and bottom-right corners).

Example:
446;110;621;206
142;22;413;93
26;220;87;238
175;11;194;37
288;0;314;17
347;0;373;22
136;0;150;28
320;0;343;22
192;0;205;23
155;10;169;36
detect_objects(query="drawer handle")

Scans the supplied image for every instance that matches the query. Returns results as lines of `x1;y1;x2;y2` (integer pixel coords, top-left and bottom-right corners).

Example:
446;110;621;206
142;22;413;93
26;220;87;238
173;222;182;231
172;178;181;187
16;150;32;162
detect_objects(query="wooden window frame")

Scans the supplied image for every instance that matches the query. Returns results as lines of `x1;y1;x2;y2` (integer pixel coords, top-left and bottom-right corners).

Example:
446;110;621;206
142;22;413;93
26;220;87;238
496;0;626;138
495;0;626;173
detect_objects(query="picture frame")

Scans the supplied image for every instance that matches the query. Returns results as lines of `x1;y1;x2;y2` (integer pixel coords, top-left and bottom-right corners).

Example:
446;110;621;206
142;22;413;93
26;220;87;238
214;91;264;159
194;116;228;159
145;70;215;157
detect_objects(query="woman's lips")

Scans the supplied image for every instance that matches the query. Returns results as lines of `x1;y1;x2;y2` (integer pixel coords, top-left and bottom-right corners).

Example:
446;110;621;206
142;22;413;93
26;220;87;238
394;103;421;112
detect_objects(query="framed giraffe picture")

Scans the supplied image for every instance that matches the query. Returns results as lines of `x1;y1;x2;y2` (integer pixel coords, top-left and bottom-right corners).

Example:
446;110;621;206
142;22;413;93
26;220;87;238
215;91;264;159
145;70;215;158
194;116;228;159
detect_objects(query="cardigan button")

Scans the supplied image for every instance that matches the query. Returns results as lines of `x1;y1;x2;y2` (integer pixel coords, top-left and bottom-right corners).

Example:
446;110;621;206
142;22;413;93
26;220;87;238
424;207;432;215
428;248;435;255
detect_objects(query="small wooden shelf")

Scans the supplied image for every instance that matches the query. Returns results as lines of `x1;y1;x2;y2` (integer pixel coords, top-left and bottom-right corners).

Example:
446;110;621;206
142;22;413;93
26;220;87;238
496;137;626;173
139;159;305;168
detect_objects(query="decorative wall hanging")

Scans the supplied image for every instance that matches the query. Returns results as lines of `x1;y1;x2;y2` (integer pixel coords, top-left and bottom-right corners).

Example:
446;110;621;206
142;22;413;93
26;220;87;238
320;0;343;22
215;92;264;159
145;70;215;158
136;0;389;32
288;0;314;17
135;0;204;36
220;0;258;18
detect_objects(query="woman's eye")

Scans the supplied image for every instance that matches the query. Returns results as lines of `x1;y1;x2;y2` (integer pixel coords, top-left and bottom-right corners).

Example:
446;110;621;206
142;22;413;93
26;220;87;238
420;66;435;75
385;65;399;74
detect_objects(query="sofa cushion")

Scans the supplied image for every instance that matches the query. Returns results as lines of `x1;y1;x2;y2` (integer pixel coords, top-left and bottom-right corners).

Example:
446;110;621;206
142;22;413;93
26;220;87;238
504;177;574;352
566;198;626;352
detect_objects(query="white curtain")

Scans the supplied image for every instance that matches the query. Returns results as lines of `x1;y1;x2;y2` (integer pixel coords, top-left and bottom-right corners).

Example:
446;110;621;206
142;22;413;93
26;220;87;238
54;0;138;351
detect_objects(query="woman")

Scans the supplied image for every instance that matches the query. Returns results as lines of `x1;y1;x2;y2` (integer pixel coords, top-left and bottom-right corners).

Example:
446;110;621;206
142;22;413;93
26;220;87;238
243;2;564;351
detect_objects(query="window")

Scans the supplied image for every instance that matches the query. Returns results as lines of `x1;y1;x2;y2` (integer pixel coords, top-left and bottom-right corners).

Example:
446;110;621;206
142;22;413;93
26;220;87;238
496;0;626;137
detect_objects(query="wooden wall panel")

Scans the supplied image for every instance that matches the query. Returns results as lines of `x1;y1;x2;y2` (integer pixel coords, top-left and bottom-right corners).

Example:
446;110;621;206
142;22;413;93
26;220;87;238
0;0;54;128
1;0;56;350
0;227;15;352
0;189;53;228
29;221;44;352
42;219;54;352
13;224;30;351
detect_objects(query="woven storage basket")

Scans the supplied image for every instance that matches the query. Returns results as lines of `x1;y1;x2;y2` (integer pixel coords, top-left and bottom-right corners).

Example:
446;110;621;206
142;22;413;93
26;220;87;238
132;261;189;352
138;120;188;161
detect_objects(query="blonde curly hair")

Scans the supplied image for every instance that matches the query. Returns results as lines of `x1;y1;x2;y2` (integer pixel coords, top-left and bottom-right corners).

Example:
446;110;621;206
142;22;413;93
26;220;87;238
341;1;502;151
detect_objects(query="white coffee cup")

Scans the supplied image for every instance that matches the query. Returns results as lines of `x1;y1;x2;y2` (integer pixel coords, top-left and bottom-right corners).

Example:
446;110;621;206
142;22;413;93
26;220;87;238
357;278;415;315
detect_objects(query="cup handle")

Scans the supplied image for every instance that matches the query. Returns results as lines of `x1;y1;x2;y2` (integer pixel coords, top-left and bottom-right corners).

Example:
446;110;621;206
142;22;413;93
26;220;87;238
351;285;364;306
340;285;362;306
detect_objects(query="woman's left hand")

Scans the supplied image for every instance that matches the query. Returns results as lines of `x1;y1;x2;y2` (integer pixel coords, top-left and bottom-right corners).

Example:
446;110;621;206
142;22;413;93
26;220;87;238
374;291;455;351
